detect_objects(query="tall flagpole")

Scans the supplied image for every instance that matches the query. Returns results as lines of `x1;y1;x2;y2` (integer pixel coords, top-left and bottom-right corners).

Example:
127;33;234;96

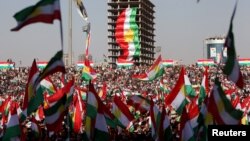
68;0;73;66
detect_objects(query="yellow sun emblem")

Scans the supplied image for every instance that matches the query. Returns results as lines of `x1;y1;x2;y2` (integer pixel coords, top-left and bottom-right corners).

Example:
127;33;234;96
124;29;134;42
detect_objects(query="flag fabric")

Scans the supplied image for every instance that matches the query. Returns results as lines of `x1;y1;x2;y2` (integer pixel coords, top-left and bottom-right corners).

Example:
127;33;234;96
208;78;243;125
43;79;74;131
40;77;57;95
115;7;140;62
186;102;200;136
73;0;88;21
85;83;109;141
127;95;150;112
3;102;21;141
160;79;170;94
116;60;133;68
241;113;249;125
28;50;65;116
11;0;61;31
161;105;173;141
112;95;134;129
132;55;165;81
20;59;40;122
35;106;45;121
165;67;188;115
222;1;244;89
150;100;162;141
98;82;107;101
150;100;172;141
82;22;91;57
82;58;97;81
198;67;209;106
184;68;196;97
71;90;84;133
179;108;195;141
196;96;211;141
38;50;65;82
44;91;67;132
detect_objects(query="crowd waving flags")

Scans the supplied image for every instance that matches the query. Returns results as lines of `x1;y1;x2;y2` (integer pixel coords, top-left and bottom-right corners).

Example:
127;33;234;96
2;0;250;140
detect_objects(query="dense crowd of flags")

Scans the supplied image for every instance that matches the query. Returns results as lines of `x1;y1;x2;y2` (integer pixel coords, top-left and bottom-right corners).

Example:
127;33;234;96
1;0;249;140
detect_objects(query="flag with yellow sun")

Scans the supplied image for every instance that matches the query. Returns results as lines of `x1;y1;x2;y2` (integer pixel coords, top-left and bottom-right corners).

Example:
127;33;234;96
115;7;140;64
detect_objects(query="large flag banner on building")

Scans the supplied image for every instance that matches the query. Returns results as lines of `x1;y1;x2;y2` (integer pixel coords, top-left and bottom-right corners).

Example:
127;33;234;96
11;0;61;31
115;7;140;62
223;1;244;89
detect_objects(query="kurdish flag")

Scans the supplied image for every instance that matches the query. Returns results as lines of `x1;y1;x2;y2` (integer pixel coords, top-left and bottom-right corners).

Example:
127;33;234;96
86;83;109;141
198;67;209;106
116;60;134;68
11;0;61;31
238;58;250;66
37;61;48;69
160;79;170;94
223;1;244;89
184;68;196;97
112;95;134;129
72;91;84;133
132;55;164;81
165;67;188;115
162;60;174;67
40;77;57;95
115;7;140;62
3;102;21;141
208;78;243;125
21;59;40;122
82;59;97;81
0;62;14;69
38;50;65;82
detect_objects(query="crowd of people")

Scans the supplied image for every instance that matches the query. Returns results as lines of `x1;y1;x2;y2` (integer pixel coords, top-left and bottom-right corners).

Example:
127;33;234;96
0;63;250;140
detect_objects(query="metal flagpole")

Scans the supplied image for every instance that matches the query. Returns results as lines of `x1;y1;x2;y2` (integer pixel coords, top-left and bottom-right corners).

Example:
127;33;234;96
68;0;73;66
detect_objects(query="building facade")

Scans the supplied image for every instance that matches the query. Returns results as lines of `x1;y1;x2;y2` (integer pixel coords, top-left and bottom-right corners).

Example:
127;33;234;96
107;0;155;67
205;37;227;64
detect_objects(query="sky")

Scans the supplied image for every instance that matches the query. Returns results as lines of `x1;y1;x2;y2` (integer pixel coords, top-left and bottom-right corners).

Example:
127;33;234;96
1;0;250;67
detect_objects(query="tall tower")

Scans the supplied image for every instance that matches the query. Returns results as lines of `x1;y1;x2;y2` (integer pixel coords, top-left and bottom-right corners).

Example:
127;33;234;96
107;0;155;67
205;36;227;63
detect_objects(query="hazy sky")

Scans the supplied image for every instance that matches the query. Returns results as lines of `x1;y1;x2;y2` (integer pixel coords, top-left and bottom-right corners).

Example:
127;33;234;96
1;0;250;67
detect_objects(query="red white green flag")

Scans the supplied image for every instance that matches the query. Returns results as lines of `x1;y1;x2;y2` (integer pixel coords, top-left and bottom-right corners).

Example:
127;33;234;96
112;95;134;129
20;59;39;122
198;67;209;106
132;55;165;81
3;102;21;141
165;67;188;115
82;59;97;81
207;78;243;125
11;0;61;31
85;83;109;141
115;7;140;62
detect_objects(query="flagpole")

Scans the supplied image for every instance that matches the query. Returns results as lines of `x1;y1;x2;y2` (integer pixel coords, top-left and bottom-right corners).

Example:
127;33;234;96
68;0;73;66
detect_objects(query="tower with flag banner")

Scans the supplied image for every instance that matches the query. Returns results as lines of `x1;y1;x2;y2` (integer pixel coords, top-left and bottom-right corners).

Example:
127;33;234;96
108;0;155;67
